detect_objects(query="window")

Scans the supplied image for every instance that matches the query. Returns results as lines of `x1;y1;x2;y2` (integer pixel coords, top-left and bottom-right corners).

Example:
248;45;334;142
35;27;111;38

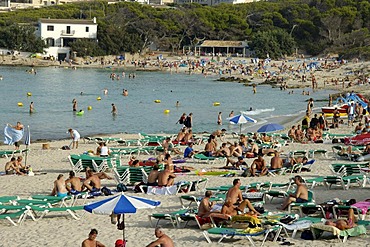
66;26;71;34
85;27;89;32
47;25;54;31
46;38;55;47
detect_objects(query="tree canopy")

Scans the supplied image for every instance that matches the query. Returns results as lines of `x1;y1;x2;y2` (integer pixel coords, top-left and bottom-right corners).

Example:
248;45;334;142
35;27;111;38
0;0;369;59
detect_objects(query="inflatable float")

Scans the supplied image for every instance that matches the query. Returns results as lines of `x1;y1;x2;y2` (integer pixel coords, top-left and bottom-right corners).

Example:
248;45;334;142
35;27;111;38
17;102;23;107
27;92;32;96
213;102;220;106
154;100;161;103
76;111;84;116
164;109;170;114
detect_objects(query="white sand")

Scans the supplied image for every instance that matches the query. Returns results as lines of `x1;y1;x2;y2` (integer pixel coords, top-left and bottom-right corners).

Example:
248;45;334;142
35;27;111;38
0;125;370;246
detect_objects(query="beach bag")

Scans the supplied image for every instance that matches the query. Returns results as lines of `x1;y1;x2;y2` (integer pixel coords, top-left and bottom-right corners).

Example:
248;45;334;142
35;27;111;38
301;230;314;240
117;183;128;192
101;186;113;196
241;169;251;177
61;145;70;150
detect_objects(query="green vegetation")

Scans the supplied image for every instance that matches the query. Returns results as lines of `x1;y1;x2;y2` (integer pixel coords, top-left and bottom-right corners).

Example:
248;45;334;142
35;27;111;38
0;0;369;59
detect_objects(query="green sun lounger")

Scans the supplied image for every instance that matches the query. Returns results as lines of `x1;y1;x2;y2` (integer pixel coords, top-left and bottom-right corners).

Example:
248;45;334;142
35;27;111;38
148;209;190;228
26;205;84;220
203;226;282;245
0;209;28;226
311;223;367;242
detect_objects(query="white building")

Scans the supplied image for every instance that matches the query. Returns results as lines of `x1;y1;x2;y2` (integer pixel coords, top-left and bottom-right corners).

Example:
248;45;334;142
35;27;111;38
37;17;98;60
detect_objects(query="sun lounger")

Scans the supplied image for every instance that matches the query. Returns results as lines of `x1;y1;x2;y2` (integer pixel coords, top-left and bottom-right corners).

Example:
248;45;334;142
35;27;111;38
25;205;84;221
148;208;190;228
288;190;315;215
309;149;328;158
323;174;367;190
203;226;282;246
0;196;20;205
278;219;316;238
289;150;307;158
0;149;28;159
0;209;28;226
179;194;226;209
193;153;226;164
332;205;366;220
311;222;367;242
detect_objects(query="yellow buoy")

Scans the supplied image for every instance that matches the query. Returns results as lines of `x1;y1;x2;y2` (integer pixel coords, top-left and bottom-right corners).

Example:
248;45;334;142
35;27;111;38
164;109;170;114
17;102;23;107
27;92;32;96
213;102;220;106
97;97;101;101
154;100;161;103
87;106;92;111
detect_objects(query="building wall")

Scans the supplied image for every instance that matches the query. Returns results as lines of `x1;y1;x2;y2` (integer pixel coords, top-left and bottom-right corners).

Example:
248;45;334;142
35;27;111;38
38;20;97;60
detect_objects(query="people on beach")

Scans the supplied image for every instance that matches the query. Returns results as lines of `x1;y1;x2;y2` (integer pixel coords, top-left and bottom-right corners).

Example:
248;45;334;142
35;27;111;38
83;169;102;192
184;142;198;158
9;122;24;150
5;157;25;175
279;175;308;210
147;164;160;186
229;111;234;118
16;156;29;174
65;171;82;194
157;164;176;186
122;89;128;96
68;128;80;149
250;154;268;176
270;150;283;170
325;208;356;230
99;143;110;157
146;227;174;247
184;113;193;129
225;179;260;215
51;174;68;197
82;229;105;247
198;191;221;217
161;137;182;155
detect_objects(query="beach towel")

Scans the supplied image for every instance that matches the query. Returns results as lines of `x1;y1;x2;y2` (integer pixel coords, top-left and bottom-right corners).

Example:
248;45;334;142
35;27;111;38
352;201;370;216
4;125;24;145
147;185;177;195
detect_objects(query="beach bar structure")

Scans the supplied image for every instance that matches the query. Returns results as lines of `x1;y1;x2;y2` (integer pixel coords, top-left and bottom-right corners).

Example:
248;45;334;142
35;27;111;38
193;40;250;57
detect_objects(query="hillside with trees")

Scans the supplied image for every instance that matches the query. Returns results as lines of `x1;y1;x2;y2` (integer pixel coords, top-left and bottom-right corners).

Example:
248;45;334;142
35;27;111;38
0;0;369;59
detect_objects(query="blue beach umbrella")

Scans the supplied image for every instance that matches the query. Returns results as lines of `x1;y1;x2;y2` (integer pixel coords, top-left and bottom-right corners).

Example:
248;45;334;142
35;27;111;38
257;123;284;133
227;113;257;133
84;193;160;245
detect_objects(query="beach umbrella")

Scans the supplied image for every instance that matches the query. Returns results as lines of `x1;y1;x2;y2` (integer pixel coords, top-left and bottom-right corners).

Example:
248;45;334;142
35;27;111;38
24;125;30;166
257;123;284;133
227;113;257;133
84;193;161;245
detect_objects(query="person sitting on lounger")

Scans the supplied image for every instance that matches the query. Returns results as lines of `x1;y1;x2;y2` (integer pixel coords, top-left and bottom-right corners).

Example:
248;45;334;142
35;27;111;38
204;138;216;157
162;137;182;155
175;128;187;142
226;179;260;215
215;143;230;158
51;174;69;197
146;227;174;247
245;140;259;158
288;126;296;140
325;208;356;230
212;129;227;142
183;142;198;158
83;169;102;192
279;175;308;210
270;150;283;170
65;171;82;194
250;154;268;176
226;156;247;169
158;164;176;186
147;164;160;186
198;191;219;217
221;198;260;217
286;156;308;168
85;167;112;180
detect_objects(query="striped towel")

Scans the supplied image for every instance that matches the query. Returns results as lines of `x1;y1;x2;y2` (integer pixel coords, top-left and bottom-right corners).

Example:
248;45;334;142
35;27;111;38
4;125;24;145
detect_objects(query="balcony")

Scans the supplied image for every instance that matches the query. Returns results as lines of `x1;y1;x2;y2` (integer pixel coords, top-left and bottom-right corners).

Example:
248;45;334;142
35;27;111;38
61;30;75;36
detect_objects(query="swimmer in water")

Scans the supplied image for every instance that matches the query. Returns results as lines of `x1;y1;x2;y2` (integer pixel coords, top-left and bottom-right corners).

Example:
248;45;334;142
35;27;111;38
176;101;180;107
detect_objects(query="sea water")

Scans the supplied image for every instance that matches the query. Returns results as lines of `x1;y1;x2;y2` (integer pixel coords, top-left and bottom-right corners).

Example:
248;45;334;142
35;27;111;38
0;66;336;140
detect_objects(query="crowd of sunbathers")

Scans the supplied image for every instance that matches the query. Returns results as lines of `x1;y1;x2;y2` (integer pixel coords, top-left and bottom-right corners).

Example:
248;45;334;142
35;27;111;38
51;168;112;197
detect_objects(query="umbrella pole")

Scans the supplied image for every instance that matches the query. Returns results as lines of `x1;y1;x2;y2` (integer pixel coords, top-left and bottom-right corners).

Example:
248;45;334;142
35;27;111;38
122;214;126;246
239;124;242;134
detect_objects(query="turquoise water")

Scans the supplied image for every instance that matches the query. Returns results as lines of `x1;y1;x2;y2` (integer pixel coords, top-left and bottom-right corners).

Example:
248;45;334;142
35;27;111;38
0;66;336;140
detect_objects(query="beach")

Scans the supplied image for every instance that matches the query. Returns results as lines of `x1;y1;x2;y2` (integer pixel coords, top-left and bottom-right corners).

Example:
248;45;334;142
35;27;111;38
1;54;370;246
1;124;370;246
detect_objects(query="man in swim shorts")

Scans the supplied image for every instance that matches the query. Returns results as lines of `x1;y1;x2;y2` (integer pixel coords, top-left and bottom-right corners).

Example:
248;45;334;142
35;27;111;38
68;128;80;149
279;175;308;210
51;174;69;197
158;164;176;186
82;229;105;247
65;171;82;194
83;169;102;192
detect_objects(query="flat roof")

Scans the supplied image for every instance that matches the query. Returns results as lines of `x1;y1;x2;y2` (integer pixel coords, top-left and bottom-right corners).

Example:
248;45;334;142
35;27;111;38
39;18;97;25
199;40;247;47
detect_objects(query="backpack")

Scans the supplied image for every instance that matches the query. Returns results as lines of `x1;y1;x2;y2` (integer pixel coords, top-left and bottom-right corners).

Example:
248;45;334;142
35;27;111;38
301;230;314;240
117;183;128;192
61;145;70;150
101;186;113;196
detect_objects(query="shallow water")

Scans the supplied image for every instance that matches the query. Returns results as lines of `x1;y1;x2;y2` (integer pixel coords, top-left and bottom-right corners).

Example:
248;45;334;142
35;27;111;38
0;66;336;140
